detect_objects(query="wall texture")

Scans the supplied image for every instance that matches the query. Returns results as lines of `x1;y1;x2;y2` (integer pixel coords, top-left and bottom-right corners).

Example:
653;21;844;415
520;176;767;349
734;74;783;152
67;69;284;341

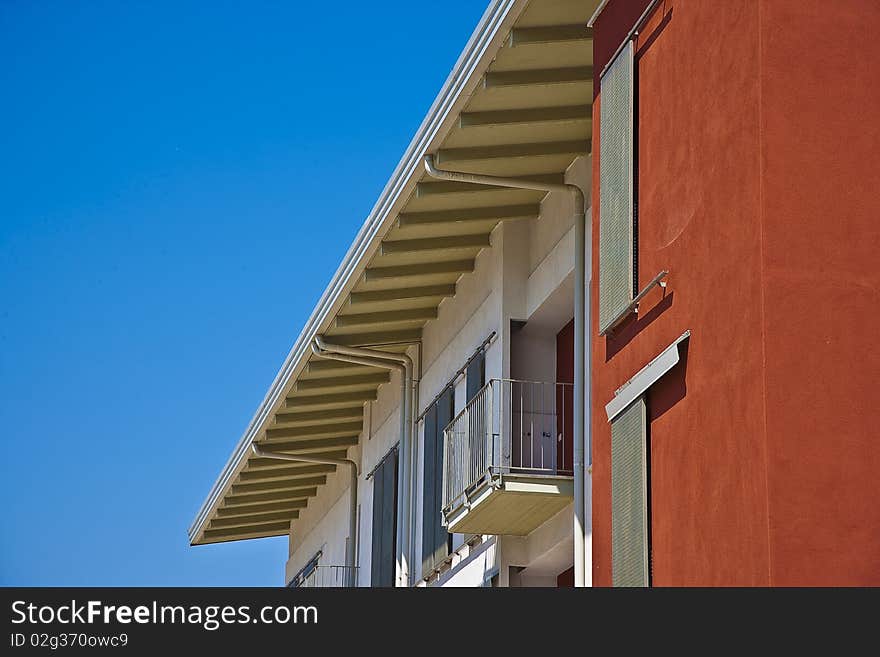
759;0;880;586
592;0;880;586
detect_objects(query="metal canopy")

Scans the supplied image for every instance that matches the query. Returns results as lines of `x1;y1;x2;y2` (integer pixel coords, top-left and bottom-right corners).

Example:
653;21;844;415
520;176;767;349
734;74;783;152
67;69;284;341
190;0;598;546
605;331;691;422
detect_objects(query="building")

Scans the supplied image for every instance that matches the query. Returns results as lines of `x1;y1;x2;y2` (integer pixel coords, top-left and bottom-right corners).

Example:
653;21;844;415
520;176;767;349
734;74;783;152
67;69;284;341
590;0;880;586
189;0;880;587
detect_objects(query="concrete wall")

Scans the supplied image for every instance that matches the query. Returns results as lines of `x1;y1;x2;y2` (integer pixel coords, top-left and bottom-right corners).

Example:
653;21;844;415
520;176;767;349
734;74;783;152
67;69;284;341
591;0;880;586
500;505;574;587
286;154;591;586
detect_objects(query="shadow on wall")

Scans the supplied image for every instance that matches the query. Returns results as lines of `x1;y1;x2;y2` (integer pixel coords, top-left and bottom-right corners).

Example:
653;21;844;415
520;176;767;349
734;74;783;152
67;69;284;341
593;3;673;102
635;6;673;64
649;339;688;422
604;290;674;361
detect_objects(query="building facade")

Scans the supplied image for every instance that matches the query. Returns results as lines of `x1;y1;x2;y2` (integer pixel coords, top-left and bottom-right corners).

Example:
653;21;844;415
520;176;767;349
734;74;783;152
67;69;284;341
190;0;880;587
590;0;880;586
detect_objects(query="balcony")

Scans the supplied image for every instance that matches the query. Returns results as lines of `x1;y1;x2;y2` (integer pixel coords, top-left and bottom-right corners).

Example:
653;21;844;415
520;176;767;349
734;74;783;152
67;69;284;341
289;565;359;588
442;379;574;536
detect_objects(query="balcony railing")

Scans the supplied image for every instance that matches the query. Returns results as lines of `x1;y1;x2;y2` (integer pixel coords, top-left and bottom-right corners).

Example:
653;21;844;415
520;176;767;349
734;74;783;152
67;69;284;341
289;565;359;588
442;378;574;515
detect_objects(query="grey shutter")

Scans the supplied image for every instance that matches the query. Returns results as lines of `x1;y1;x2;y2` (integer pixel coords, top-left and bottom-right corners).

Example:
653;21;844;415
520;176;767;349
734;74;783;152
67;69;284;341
466;351;486;493
421;404;438;576
371;450;398;587
380;451;397;587
422;386;455;577
466;350;485;404
434;387;454;564
371;459;385;585
598;40;635;333
611;395;648;587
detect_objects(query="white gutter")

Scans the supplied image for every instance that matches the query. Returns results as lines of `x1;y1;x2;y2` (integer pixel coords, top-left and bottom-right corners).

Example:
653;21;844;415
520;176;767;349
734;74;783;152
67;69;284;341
422;155;591;588
312;337;415;587
188;0;526;545
586;0;611;28
251;444;359;573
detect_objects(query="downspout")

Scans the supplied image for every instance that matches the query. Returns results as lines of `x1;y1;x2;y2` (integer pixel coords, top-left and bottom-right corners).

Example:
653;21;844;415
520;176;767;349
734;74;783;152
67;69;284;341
312;337;415;588
251;444;359;577
423;155;590;587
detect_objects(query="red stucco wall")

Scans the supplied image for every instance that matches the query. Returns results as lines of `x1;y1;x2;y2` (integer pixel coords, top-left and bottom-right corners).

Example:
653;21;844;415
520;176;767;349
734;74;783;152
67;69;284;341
591;0;880;586
759;0;880;585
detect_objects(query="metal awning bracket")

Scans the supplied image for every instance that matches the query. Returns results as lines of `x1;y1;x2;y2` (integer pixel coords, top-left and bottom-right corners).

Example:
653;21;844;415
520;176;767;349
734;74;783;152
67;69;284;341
601;270;669;336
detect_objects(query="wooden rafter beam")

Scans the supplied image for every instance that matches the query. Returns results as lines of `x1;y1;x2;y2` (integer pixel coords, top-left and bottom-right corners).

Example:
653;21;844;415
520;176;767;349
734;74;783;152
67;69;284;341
364;260;474;281
349;283;456;304
397;204;539;227
335;307;438;328
460;104;591;128
284;390;377;408
483;66;592;88
507;25;593;46
436;140;589;164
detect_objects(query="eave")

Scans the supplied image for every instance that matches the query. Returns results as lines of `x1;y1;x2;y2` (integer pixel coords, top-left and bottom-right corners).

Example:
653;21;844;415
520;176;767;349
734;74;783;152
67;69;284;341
190;0;597;546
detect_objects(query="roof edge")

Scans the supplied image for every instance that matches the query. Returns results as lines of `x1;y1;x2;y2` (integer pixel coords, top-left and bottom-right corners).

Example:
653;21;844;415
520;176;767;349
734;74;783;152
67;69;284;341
188;0;526;545
586;0;610;28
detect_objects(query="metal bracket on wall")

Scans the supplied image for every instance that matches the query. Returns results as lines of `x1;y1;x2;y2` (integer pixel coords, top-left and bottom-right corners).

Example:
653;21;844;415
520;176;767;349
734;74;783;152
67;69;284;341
600;270;669;337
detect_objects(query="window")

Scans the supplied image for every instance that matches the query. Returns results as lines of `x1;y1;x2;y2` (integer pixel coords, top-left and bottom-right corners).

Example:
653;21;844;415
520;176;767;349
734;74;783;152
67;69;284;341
610;396;648;587
598;39;636;334
605;331;689;587
370;449;398;587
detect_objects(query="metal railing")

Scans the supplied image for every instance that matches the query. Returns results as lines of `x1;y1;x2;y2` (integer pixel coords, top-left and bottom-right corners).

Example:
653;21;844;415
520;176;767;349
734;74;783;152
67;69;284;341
442;378;574;514
290;565;359;588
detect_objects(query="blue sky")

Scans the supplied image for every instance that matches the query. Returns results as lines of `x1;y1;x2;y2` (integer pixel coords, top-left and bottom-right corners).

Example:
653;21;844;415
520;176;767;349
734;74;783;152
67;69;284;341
0;1;487;586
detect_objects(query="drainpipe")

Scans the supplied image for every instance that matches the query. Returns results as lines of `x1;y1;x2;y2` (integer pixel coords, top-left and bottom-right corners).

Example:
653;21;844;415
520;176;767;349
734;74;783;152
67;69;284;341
251;444;359;577
423;155;590;587
312;337;415;588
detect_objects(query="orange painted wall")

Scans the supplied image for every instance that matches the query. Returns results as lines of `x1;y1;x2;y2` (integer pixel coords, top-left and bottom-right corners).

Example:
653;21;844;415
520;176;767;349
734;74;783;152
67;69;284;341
591;0;880;586
760;0;880;585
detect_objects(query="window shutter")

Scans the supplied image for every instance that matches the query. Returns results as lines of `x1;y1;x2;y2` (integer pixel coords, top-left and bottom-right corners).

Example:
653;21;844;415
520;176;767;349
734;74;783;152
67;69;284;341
421;404;438;577
466;350;485;404
598;40;635;334
611;395;648;587
371;459;385;586
422;386;455;578
371;450;398;587
380;450;398;587
434;387;454;565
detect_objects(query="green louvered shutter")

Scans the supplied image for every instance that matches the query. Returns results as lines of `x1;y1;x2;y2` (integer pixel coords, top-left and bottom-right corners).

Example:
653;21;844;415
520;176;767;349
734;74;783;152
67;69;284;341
611;395;648;587
599;40;635;334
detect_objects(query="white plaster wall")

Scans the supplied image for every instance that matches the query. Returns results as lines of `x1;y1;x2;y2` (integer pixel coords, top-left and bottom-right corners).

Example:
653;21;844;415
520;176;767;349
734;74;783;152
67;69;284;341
435;539;497;587
285;365;406;586
416;226;504;576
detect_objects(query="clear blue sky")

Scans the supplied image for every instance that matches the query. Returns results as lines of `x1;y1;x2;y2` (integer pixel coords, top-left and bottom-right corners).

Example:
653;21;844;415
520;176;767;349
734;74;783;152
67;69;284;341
0;1;487;586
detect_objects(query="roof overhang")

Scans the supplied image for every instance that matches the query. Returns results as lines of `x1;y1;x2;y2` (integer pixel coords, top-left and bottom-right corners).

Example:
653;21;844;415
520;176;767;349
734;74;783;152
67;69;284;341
190;0;598;546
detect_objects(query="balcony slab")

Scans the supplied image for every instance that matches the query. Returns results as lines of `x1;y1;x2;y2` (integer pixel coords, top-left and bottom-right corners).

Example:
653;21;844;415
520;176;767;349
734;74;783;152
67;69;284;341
445;473;574;536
